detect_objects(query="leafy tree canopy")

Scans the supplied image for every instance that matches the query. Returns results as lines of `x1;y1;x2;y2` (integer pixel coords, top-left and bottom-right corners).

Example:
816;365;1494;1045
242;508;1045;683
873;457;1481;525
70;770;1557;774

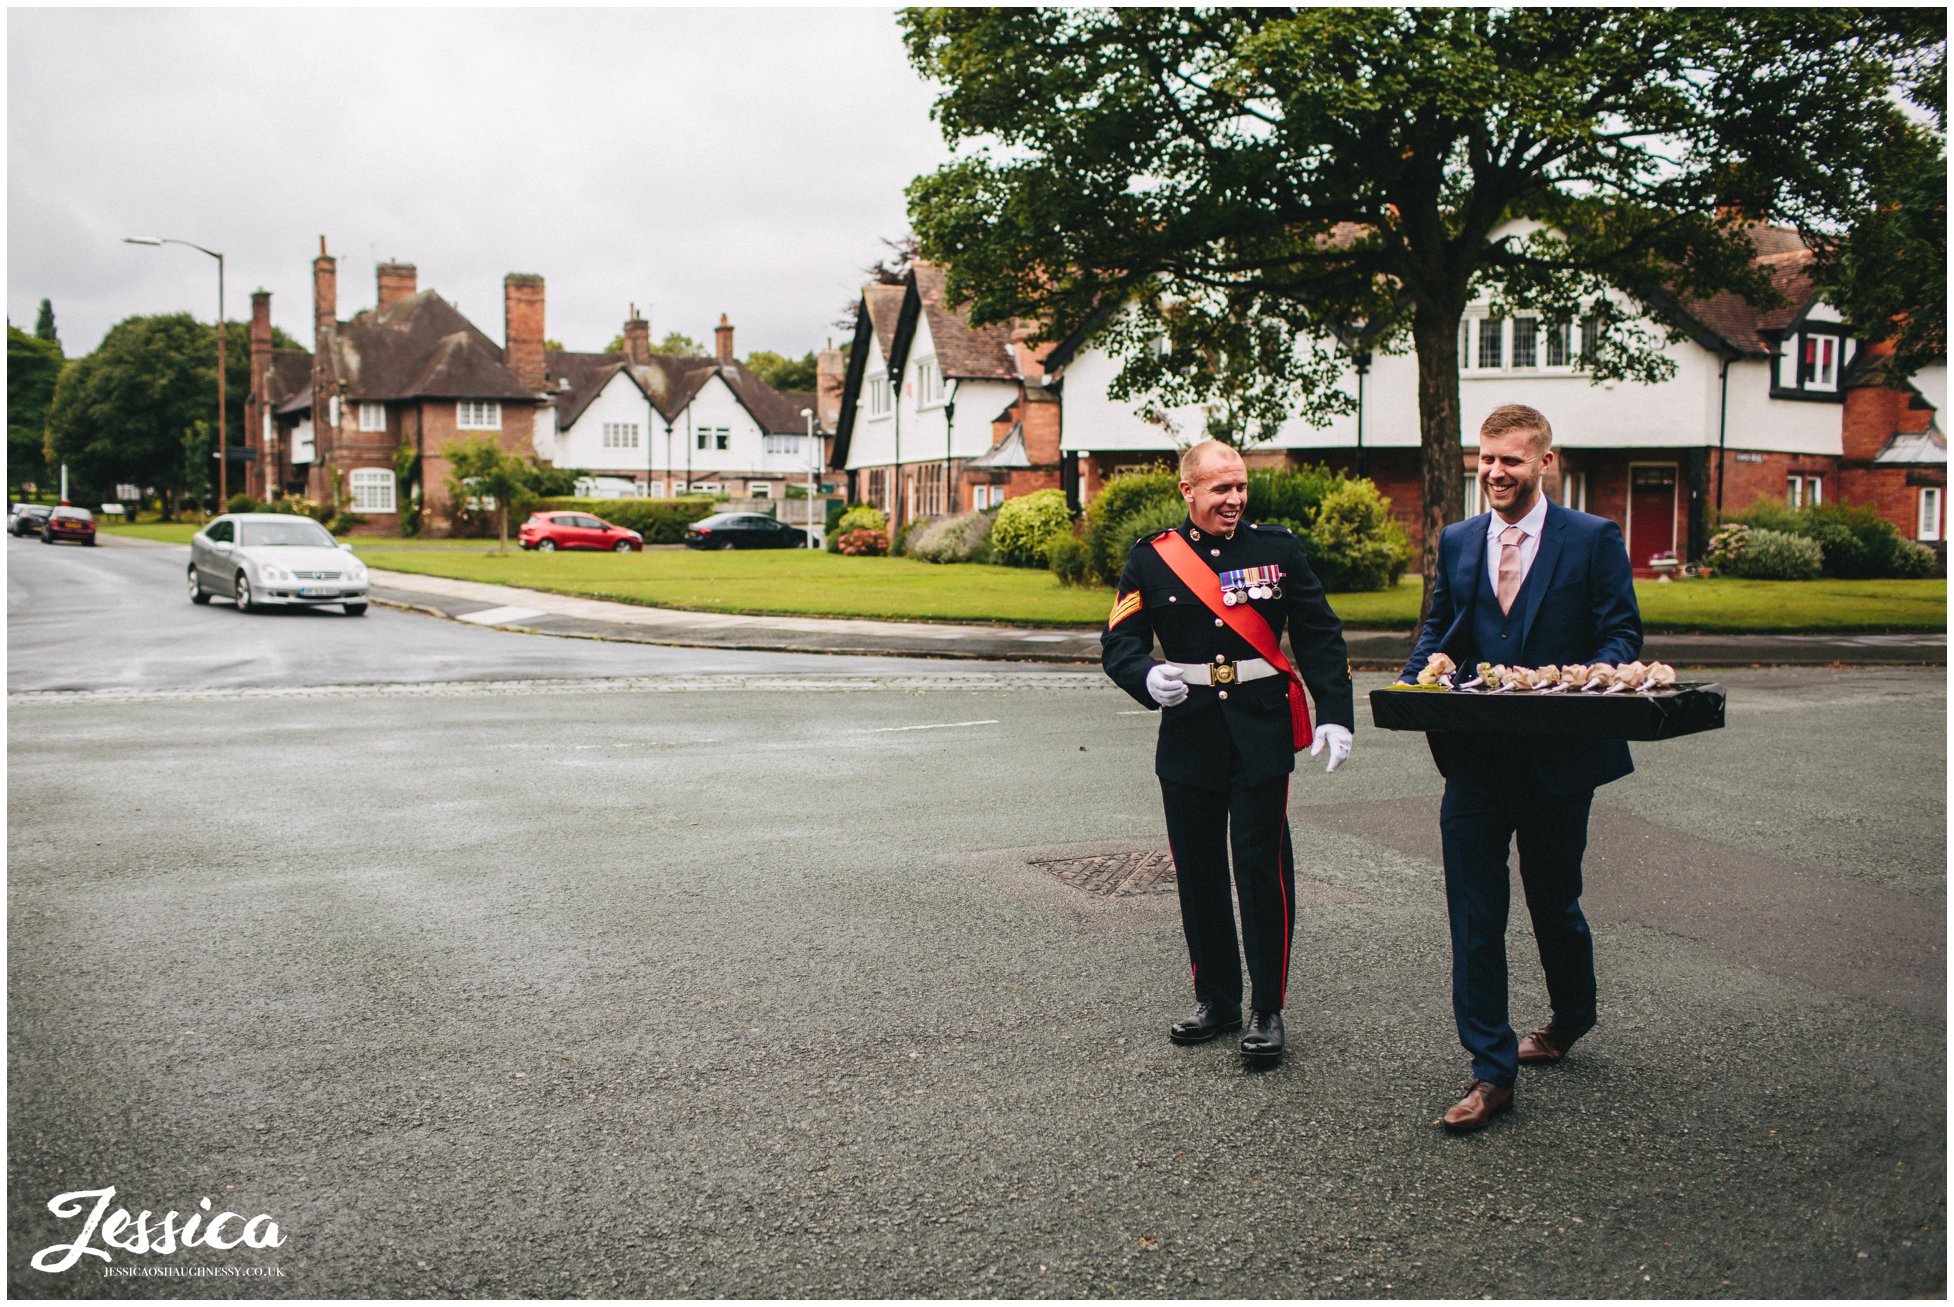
441;433;538;553
42;314;300;504
34;298;59;346
8;327;64;490
901;6;1941;596
745;349;819;390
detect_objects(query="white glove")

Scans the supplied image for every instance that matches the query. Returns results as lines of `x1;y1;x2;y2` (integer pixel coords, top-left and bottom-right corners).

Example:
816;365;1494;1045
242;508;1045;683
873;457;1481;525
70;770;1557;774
1310;723;1353;773
1145;663;1188;708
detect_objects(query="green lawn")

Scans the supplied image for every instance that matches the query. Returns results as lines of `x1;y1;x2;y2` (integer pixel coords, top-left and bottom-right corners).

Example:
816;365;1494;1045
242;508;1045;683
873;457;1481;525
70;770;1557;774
105;522;1945;631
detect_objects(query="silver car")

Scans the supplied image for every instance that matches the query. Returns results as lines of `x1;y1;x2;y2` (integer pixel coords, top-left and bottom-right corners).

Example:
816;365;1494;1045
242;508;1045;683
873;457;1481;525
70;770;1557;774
188;513;371;615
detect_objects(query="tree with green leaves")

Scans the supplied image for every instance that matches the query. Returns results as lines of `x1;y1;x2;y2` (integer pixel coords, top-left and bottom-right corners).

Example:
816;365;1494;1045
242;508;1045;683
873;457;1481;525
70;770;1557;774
605;329;709;357
44;314;301;514
442;434;537;553
744;349;818;390
902;7;1943;602
8;326;64;494
34;298;59;346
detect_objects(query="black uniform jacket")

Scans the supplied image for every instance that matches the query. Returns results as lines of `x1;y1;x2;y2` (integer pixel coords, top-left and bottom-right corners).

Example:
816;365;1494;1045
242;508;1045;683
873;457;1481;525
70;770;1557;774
1102;517;1354;790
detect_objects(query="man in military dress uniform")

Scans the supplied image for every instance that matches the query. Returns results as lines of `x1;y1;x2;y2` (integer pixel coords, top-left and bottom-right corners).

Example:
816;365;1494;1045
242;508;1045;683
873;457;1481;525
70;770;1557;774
1101;440;1355;1065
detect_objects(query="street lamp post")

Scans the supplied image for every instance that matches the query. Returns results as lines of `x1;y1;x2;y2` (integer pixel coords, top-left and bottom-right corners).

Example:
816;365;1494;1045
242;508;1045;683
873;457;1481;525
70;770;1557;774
801;407;818;548
125;237;226;508
942;379;958;517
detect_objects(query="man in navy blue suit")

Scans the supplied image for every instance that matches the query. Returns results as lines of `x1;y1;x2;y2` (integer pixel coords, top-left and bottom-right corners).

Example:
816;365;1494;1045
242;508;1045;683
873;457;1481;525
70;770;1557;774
1400;404;1643;1132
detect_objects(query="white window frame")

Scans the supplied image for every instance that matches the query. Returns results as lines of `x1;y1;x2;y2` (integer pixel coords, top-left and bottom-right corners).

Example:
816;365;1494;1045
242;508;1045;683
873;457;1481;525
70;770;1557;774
750;482;773;499
348;467;396;514
358;402;386;432
457;400;502;430
764;433;799;456
1918;486;1943;542
1560;469;1588;513
1461;309;1587;375
867;374;893;421
601;421;641;450
1461;472;1481;519
916;356;945;409
686;481;722;495
1787;474;1824;509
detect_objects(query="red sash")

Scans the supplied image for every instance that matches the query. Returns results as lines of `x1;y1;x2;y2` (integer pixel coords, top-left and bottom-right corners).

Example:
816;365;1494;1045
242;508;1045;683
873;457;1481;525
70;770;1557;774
1151;531;1315;750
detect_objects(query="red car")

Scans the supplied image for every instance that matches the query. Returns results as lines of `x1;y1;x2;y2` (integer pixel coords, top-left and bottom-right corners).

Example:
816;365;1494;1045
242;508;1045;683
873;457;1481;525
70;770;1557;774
42;506;96;546
517;510;642;552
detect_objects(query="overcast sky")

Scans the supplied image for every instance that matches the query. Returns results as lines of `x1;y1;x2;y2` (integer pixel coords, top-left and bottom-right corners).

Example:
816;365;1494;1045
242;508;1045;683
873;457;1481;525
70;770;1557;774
7;7;949;361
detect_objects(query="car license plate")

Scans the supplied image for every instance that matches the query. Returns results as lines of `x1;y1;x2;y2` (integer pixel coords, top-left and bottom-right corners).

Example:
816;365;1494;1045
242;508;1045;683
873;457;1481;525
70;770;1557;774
299;587;338;597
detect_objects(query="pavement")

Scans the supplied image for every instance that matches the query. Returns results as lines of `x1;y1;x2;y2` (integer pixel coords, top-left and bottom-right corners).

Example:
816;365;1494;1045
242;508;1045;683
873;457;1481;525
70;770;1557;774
98;532;1946;667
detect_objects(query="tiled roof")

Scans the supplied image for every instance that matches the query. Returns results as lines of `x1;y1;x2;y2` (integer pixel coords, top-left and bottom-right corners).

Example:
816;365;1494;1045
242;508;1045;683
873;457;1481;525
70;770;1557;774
548;348;808;434
966;423;1032;469
911;263;1018;380
268;349;311;407
1875;422;1947;466
1677;238;1817;356
333;290;534;401
547;350;635;429
864;285;904;362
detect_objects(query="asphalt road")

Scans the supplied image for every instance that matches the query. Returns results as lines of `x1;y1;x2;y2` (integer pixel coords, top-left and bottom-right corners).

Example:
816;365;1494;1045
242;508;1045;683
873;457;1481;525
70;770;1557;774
7;534;1946;1298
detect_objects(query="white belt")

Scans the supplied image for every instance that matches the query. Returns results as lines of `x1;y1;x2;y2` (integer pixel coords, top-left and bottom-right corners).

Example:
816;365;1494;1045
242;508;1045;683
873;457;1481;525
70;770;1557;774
1165;657;1278;687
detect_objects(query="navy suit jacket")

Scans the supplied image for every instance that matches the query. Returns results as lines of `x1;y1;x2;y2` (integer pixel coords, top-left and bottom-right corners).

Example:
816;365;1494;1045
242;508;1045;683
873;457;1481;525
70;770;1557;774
1401;502;1643;795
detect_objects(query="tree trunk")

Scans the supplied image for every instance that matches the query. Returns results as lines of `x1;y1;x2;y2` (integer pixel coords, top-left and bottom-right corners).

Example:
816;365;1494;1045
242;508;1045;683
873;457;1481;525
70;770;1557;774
1412;302;1466;624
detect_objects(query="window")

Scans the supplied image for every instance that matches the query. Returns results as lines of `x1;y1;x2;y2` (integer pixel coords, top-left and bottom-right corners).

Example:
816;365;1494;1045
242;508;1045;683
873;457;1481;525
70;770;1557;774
764;434;800;456
1560;469;1587;513
1544;320;1573;368
917;463;946;516
1461;472;1481;519
207;519;234;544
358;403;386;432
686;481;721;494
1786;475;1824;509
693;426;729;452
457;400;501;430
972;485;1000;511
868;374;893;420
1919;487;1943;542
349;467;396;514
1804;332;1840;392
865;467;889;513
601;422;640;449
916;356;945;409
750;482;772;499
1510;317;1538;369
1477;315;1506;370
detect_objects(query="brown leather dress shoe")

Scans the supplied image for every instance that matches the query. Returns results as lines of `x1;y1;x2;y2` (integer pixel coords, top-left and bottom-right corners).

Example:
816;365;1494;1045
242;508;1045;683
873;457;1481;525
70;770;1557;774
1441;1079;1514;1132
1518;1017;1595;1064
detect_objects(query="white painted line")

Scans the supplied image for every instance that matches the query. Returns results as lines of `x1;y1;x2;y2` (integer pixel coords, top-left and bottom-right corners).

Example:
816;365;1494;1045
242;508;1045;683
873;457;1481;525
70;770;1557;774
860;719;1001;734
1116;710;1151;715
457;605;546;625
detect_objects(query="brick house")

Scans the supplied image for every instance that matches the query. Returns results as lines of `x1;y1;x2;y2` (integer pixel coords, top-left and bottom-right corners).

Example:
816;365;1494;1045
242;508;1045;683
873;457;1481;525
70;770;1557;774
831;263;1065;526
247;240;553;534
1039;220;1943;568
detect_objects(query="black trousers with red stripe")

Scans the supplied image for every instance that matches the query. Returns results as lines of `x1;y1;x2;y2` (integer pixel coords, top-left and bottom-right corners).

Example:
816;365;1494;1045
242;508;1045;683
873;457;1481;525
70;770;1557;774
1160;774;1296;1014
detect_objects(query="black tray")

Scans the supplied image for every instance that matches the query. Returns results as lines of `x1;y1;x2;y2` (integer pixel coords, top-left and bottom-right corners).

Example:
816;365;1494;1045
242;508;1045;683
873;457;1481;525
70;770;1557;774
1369;682;1726;742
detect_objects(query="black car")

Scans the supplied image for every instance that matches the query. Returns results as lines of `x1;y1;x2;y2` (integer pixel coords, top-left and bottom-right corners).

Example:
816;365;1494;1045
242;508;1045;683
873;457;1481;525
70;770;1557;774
10;504;52;537
683;512;808;550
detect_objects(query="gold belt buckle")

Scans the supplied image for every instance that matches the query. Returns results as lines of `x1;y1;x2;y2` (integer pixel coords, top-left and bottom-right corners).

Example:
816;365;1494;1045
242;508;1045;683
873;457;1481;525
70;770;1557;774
1211;656;1237;686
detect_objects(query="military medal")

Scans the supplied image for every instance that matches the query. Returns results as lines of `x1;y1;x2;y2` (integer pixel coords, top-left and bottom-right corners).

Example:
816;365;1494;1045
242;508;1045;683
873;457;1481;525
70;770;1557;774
1219;565;1283;604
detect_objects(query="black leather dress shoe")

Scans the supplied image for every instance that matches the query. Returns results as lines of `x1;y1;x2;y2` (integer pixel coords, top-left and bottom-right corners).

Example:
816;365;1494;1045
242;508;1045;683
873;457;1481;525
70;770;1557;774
1240;1010;1284;1063
1169;1002;1242;1045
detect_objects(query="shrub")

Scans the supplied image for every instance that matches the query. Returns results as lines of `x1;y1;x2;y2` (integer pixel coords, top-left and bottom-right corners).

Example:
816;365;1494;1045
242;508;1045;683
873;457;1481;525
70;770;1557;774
1890;538;1940;578
835;528;888;556
1719;527;1823;580
891;515;923;558
529;496;716;544
1797;501;1903;579
1246;463;1340;526
906;509;997;564
1084;466;1179;583
226;492;260;514
1724;497;1802;535
1300;479;1414;591
1703;522;1752;573
1045;530;1092;586
1106;496;1191;570
837;504;887;534
990;488;1074;567
327;510;367;536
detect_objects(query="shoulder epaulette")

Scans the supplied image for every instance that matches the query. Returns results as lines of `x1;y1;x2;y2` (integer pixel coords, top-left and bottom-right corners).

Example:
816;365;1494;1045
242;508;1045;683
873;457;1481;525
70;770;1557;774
1248;522;1292;535
1130;528;1177;552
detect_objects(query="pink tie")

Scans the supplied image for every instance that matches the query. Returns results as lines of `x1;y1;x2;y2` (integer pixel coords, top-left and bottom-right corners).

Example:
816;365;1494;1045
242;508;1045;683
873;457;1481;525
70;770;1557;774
1496;526;1526;614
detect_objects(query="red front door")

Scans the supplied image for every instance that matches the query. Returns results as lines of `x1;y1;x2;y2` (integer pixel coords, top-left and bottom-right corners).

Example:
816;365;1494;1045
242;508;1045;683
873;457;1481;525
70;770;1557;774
1628;464;1679;570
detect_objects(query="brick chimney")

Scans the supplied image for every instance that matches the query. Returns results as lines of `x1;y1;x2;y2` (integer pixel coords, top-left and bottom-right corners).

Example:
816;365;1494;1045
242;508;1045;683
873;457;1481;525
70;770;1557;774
377;261;418;313
312;236;336;358
623;304;650;366
247;289;274;498
503;273;546;391
816;343;845;432
715;313;734;366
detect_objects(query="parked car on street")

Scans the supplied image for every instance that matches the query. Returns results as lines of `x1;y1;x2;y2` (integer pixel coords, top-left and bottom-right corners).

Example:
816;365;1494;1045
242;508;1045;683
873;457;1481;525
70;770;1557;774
188;513;370;615
683;512;808;550
517;511;643;552
11;504;53;537
41;506;96;546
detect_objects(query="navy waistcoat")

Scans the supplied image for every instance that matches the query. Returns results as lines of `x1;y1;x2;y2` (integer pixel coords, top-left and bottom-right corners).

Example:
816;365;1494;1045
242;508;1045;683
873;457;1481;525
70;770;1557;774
1470;540;1541;667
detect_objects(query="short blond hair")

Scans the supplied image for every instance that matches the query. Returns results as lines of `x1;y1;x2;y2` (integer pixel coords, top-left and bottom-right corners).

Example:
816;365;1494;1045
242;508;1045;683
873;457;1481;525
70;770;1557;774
1480;404;1553;455
1179;440;1243;483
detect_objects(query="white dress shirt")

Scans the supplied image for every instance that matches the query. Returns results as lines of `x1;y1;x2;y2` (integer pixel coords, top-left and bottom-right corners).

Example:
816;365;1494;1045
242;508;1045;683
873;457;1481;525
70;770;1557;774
1486;494;1551;595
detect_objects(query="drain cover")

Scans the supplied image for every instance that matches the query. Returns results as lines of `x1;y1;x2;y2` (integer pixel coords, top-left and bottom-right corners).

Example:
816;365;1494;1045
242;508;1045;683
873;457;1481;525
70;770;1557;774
1028;849;1178;897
